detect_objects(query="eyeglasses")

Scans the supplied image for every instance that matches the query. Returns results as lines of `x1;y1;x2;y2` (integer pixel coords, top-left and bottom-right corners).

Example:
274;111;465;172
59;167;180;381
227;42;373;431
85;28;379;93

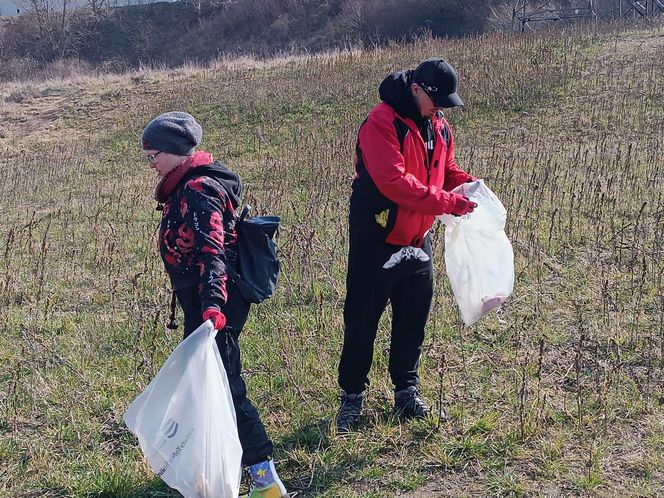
418;83;442;106
419;83;438;94
146;151;162;164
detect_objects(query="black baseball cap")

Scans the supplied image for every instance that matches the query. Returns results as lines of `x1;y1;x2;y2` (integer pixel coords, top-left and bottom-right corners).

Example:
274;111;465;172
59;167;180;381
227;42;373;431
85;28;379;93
412;58;464;108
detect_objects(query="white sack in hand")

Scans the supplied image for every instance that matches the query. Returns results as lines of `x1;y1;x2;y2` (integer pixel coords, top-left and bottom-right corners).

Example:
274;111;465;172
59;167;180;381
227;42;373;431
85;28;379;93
124;320;242;498
439;180;514;326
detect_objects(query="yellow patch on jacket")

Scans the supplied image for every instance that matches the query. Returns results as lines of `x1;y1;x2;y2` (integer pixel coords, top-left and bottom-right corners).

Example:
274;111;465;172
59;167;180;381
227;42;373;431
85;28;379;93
375;209;389;228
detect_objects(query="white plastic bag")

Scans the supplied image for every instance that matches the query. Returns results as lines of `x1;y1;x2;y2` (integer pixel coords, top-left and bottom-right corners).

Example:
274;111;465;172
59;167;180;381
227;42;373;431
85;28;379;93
439;180;514;326
124;320;242;498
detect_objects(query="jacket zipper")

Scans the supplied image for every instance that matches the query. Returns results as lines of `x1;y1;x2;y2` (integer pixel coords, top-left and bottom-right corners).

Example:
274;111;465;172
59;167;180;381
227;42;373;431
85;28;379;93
419;120;433;244
402;115;437;246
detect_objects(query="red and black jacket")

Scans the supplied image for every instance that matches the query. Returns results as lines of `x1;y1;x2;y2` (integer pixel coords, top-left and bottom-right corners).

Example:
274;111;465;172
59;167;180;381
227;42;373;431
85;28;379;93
350;71;473;247
159;158;241;315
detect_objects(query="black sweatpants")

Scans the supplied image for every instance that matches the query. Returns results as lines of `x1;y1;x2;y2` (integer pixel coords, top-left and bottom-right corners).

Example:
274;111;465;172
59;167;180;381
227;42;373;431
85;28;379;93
176;282;273;466
338;233;434;395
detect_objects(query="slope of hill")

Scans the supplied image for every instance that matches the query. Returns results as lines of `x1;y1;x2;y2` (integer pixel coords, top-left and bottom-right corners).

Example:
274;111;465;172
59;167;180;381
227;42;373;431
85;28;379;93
0;0;505;81
0;21;663;497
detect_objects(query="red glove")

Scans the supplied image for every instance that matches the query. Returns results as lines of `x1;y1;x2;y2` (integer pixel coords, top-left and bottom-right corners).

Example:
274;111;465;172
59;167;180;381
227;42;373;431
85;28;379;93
202;307;227;331
449;193;478;216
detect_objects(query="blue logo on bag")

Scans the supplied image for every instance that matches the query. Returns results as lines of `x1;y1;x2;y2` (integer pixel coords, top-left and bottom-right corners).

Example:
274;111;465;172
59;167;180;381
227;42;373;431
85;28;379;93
162;418;179;439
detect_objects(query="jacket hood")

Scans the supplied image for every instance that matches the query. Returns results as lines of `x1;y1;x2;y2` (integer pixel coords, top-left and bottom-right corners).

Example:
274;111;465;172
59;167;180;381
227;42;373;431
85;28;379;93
191;162;243;209
378;70;424;126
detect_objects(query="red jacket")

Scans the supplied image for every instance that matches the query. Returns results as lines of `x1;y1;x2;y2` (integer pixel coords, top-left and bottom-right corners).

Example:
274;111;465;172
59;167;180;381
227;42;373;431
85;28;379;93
350;102;473;247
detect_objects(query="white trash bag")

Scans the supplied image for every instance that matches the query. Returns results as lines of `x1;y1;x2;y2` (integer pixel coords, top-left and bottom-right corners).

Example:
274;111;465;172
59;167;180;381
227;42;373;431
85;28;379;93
124;320;242;498
439;180;514;326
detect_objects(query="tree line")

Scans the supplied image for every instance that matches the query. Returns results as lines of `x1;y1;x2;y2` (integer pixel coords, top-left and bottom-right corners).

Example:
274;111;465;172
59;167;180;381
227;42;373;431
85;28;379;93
0;0;637;81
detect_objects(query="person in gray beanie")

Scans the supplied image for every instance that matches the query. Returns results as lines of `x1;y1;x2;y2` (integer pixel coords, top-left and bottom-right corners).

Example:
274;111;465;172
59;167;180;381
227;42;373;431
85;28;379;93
140;111;288;498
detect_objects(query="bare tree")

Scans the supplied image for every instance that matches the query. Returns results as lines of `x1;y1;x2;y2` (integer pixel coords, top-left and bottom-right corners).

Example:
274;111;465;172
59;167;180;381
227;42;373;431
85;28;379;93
190;0;236;18
16;0;77;60
86;0;107;14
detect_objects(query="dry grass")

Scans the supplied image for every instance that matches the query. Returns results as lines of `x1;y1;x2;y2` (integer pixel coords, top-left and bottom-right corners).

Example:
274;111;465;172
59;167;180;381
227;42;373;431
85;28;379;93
0;21;663;497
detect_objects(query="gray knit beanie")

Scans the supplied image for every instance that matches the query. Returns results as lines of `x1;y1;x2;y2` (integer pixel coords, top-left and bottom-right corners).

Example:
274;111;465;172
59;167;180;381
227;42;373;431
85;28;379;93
141;111;203;156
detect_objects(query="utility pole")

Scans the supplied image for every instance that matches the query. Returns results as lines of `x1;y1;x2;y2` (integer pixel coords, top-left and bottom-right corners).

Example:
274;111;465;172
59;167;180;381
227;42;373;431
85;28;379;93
617;0;664;18
512;0;597;31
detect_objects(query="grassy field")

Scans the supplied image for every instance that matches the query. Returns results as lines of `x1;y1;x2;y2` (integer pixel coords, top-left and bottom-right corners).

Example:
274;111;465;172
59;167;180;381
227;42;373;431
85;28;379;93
0;19;663;497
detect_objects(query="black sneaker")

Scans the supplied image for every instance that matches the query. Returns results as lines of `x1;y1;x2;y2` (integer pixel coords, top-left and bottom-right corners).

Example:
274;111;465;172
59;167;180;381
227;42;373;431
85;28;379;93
335;391;364;433
394;387;442;420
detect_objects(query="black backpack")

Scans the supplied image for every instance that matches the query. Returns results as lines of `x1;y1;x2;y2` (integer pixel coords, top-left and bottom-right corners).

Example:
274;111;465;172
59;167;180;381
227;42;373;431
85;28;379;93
226;205;280;304
163;170;281;330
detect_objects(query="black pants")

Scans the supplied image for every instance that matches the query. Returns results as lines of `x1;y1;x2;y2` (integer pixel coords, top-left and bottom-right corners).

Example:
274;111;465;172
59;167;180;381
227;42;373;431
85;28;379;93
338;233;434;395
176;282;273;466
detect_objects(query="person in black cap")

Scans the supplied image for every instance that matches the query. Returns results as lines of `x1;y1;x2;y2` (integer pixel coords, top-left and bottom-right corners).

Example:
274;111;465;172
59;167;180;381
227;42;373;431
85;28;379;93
141;112;288;498
335;59;478;433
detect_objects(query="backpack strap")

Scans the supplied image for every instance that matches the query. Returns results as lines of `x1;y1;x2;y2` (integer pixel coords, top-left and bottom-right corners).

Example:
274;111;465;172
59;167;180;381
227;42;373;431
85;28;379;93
441;122;451;149
224;204;250;285
167;289;179;330
239;205;251;223
393;118;410;154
